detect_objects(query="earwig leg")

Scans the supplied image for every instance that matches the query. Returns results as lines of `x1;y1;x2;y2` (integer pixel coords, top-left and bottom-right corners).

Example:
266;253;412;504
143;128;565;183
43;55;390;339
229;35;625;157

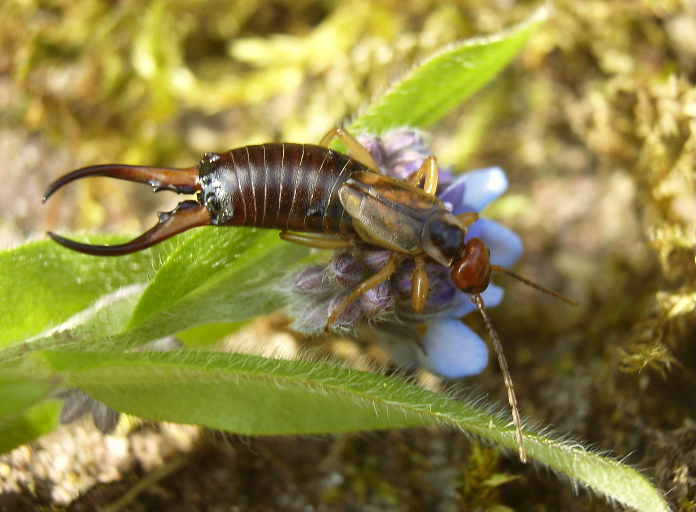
411;256;428;313
327;252;402;325
280;231;355;250
319;128;380;173
446;212;478;234
407;156;439;196
457;212;479;227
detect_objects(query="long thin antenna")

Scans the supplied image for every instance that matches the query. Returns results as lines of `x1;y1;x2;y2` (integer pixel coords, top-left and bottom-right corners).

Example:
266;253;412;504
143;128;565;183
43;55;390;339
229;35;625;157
491;265;579;306
471;293;527;463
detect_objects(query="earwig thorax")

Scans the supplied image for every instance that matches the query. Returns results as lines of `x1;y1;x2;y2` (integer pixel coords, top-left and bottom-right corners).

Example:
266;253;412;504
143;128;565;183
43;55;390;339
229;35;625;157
420;212;469;267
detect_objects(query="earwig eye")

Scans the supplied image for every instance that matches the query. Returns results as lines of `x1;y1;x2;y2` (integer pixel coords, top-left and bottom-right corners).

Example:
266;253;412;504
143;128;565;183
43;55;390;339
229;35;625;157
450;238;492;294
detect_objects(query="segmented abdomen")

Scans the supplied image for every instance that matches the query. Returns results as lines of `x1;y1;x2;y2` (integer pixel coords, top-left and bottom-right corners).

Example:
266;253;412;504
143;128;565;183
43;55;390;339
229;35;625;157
199;143;369;235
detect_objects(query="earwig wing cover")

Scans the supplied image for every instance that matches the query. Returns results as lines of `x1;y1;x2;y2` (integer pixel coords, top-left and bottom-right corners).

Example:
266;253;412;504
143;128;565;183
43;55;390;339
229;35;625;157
339;172;441;254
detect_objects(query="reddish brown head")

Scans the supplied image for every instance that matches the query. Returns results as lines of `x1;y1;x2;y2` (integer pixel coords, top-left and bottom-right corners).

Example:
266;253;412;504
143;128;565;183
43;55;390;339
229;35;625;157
450;238;492;294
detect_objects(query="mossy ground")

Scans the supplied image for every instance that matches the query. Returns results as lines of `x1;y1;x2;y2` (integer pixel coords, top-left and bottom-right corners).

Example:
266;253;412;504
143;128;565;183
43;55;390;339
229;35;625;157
0;1;693;510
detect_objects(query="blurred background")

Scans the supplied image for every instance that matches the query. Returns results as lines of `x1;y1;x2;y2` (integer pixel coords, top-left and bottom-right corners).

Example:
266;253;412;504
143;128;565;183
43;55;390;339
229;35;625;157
0;0;694;510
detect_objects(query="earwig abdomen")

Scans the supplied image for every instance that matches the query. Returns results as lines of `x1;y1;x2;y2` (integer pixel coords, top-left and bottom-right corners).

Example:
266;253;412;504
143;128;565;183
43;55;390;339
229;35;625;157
199;143;368;236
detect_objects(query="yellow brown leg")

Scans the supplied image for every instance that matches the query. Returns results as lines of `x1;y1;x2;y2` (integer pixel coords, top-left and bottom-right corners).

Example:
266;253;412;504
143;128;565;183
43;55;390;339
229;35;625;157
327;252;402;325
280;231;355;250
318;128;380;172
456;212;478;227
406;155;439;196
411;256;428;313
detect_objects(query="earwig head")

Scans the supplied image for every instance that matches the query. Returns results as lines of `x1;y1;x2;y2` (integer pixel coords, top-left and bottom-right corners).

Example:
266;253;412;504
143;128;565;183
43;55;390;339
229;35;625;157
450;238;492;294
43;163;212;256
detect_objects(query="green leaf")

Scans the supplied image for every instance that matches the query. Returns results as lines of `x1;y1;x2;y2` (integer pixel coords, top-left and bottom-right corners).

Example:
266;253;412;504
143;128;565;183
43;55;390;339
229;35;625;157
350;6;547;134
0;238;168;347
0;374;59;418
39;349;669;512
176;321;245;348
0;229;309;355
0;400;61;454
126;227;307;337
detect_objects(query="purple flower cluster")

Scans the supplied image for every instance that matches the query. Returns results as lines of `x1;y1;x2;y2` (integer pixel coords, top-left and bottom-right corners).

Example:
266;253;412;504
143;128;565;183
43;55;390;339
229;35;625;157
285;129;523;379
55;388;121;434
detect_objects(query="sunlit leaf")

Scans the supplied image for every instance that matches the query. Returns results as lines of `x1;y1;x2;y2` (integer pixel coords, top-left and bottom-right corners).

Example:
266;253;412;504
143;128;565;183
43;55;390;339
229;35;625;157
0;238;167;346
39;349;670;512
0;401;61;454
350;7;547;133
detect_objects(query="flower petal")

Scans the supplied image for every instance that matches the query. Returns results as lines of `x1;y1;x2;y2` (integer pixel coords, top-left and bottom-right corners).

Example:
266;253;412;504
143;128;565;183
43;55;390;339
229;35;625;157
366;322;425;371
439;167;508;214
422;317;489;378
448;284;504;317
467;218;523;268
381;129;428;154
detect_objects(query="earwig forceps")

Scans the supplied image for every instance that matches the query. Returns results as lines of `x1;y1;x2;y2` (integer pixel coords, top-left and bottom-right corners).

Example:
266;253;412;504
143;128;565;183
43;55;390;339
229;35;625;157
43;163;210;255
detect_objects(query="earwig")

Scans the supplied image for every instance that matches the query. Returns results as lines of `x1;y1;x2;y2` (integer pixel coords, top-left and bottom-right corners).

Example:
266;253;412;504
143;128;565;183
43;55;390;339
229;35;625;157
44;128;577;462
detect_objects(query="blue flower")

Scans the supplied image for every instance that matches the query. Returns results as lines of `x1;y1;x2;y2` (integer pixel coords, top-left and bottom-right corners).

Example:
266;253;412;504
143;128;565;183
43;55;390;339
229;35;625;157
438;167;522;268
419;167;521;378
285;130;523;379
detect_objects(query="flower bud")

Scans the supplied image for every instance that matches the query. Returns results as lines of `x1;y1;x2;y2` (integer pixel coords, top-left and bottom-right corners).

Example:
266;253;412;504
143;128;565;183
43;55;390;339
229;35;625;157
288;265;334;298
324;253;364;289
359;281;395;319
328;293;362;331
362;250;393;273
290;299;331;334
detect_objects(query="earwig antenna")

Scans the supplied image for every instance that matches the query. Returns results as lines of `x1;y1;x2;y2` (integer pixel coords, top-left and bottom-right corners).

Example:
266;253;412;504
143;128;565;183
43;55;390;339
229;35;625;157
470;293;527;463
491;265;579;306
